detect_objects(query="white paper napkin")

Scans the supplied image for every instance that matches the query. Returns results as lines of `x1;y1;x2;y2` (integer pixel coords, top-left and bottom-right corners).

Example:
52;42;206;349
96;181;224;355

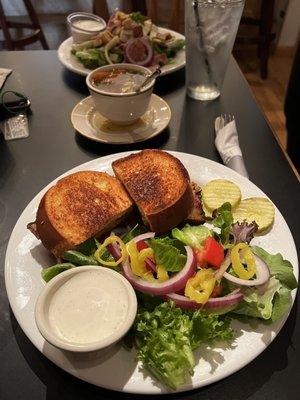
215;117;249;179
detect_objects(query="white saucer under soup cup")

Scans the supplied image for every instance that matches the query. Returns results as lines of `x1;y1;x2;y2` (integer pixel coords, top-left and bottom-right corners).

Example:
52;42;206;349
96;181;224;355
86;64;155;126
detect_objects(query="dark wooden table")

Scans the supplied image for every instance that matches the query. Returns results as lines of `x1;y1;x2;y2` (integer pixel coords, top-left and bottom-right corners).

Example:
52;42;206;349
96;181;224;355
0;51;299;400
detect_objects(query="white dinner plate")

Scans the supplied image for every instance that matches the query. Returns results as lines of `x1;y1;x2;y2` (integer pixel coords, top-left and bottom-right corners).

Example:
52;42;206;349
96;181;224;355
71;94;171;144
5;152;298;394
58;28;186;77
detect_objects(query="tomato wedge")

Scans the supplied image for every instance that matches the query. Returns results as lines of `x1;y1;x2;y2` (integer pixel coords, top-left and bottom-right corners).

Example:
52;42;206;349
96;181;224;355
195;237;224;269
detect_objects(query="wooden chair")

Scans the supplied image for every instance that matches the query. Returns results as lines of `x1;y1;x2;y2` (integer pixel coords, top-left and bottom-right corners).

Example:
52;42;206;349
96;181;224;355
0;0;48;50
237;0;275;79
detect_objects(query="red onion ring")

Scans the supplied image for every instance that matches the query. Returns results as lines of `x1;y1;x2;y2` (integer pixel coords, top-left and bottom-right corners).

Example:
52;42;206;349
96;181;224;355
122;246;196;295
223;254;270;286
145;257;157;273
107;242;121;261
164;289;243;310
214;251;231;280
132;232;155;243
124;37;154;66
107;232;155;262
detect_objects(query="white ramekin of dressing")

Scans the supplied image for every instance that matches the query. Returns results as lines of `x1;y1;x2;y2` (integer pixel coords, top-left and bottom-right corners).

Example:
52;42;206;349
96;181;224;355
35;266;137;352
67;12;106;43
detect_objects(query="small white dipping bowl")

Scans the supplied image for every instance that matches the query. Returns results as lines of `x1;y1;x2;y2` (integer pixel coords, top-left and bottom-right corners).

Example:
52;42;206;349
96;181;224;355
35;266;137;352
67;12;106;43
86;64;155;125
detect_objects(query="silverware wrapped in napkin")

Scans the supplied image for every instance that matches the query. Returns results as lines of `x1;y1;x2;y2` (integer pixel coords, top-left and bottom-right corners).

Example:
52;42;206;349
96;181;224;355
215;115;249;179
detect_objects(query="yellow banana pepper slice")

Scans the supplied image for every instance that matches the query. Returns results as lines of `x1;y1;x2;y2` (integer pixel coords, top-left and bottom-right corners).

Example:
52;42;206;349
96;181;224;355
231;243;256;280
185;268;216;304
157;265;169;282
94;235;126;267
126;241;155;282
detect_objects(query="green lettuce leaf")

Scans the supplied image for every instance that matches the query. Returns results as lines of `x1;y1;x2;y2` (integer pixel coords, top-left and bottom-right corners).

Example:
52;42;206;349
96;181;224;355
135;301;234;389
270;286;292;323
189;311;234;349
252;246;297;290
130;11;147;24
232;277;281;320
136;292;163;312
75;48;106;69
172;224;212;250
154;236;186;253
41;263;75;282
211;202;233;244
62;250;98;266
75;237;97;256
148;238;186;272
231;247;297;323
136;302;193;389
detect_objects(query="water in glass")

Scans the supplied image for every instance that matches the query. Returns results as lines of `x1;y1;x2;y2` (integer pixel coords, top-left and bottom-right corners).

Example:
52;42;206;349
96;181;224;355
185;0;245;101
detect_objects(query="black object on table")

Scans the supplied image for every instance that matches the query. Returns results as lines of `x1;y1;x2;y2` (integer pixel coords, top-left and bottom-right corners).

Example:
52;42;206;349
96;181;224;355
0;51;299;400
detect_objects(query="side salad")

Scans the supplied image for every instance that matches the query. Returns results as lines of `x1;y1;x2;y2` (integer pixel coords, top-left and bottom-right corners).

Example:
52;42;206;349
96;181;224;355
42;205;297;389
71;11;185;70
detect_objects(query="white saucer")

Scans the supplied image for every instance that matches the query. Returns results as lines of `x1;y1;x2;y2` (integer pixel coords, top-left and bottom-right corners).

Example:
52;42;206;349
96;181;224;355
71;94;171;144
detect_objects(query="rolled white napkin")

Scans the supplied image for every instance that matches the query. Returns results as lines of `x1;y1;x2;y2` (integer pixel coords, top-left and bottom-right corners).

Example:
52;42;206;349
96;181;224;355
215;117;249;179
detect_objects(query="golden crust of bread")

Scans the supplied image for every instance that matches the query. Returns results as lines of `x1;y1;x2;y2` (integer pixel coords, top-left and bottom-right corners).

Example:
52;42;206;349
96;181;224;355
112;150;194;233
35;171;133;257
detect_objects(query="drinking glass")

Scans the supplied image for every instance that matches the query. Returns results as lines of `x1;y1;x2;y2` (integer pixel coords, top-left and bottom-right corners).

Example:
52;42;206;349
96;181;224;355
185;0;245;101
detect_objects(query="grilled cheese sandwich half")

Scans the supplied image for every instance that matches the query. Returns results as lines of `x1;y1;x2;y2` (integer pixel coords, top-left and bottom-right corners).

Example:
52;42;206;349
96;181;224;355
112;149;194;233
32;171;133;257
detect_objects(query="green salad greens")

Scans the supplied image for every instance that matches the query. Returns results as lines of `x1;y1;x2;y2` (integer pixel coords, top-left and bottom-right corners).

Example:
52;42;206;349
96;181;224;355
252;246;297;290
211;202;234;245
172;225;212;249
135;301;233;389
71;11;185;70
229;246;297;323
148;237;186;272
40;205;297;390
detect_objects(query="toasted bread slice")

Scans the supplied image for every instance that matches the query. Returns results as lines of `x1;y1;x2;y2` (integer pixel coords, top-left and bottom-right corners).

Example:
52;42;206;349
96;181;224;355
34;171;133;257
112;150;194;233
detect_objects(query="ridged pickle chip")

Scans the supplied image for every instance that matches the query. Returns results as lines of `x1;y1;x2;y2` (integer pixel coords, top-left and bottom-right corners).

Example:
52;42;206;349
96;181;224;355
233;197;275;233
202;201;213;218
202;179;241;211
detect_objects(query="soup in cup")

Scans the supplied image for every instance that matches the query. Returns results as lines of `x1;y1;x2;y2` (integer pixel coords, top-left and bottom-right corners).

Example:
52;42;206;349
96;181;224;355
86;64;155;125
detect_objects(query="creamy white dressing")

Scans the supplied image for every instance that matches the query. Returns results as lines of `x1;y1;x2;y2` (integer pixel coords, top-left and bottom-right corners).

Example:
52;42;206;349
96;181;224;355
73;19;104;32
48;270;128;344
